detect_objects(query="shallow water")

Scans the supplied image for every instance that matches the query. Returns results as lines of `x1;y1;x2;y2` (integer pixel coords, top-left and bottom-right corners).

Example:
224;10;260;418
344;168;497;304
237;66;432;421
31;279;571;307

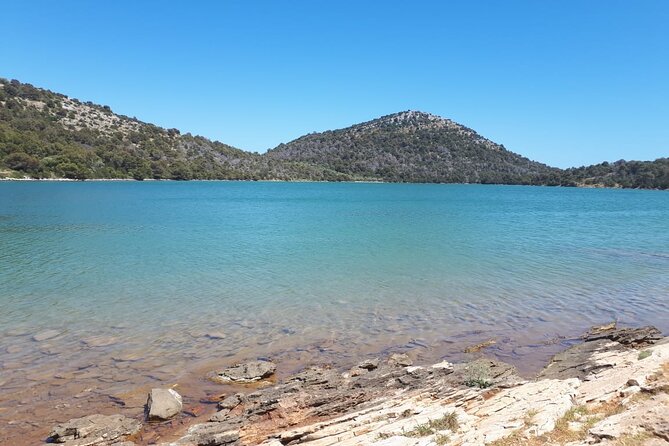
0;182;668;443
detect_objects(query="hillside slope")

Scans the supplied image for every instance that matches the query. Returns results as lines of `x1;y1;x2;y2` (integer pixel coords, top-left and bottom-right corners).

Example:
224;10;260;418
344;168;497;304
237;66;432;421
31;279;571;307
0;78;349;181
1;78;666;188
266;111;563;185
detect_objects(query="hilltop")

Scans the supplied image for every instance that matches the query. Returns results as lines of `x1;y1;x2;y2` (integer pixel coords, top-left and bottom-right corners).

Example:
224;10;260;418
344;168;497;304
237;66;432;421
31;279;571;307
0;78;667;188
267;110;562;185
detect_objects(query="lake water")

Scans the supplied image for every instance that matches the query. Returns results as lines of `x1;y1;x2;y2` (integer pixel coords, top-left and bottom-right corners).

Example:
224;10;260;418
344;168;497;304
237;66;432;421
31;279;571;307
0;181;668;442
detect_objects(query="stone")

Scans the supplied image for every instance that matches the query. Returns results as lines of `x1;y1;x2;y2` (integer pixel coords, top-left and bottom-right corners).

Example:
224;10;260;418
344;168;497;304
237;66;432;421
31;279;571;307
218;393;244;410
431;360;454;372
589;394;669;440
6;344;24;354
464;338;496;353
147;388;183;420
32;329;62;342
584;326;663;346
388;353;413;367
172;422;240;445
205;331;226;340
348;366;368;377
48;414;141;445
357;358;380;370
212;360;276;383
82;336;118;347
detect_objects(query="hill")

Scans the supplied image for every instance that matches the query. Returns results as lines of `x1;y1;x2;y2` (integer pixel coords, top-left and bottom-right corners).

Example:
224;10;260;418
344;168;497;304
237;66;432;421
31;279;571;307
0;78;348;181
1;78;666;188
266;110;563;185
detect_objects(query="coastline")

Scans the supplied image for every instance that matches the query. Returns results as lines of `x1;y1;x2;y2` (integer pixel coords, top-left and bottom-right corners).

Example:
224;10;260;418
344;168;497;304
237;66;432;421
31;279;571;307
21;325;669;446
1;176;664;190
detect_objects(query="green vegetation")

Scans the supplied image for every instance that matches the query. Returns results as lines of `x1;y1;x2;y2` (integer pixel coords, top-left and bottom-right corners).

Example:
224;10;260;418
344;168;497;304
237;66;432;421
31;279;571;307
0;78;348;181
638;350;652;360
463;362;493;389
1;78;666;189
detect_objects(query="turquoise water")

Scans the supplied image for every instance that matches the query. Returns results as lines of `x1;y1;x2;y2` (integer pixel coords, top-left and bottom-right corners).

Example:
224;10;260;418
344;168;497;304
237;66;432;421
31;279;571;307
0;182;668;421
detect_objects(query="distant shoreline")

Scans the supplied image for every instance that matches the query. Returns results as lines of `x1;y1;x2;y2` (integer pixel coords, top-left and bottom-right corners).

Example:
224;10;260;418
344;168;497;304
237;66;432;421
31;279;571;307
2;176;667;190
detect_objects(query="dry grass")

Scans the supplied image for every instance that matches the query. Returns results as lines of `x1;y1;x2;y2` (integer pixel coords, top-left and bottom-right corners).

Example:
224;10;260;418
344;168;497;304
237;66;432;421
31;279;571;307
615;431;652;446
488;401;624;446
434;433;450;445
405;423;434;437
429;411;459;432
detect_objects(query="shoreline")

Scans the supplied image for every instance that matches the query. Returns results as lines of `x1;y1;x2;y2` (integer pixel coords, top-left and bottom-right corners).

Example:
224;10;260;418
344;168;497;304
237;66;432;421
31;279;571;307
17;325;669;446
1;176;666;191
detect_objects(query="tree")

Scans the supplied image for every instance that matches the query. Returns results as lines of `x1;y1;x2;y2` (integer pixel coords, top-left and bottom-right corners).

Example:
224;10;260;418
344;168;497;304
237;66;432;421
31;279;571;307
3;152;40;172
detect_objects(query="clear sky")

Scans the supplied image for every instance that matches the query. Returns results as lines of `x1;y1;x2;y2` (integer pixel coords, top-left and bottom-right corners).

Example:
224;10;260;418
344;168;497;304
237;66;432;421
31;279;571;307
1;1;667;167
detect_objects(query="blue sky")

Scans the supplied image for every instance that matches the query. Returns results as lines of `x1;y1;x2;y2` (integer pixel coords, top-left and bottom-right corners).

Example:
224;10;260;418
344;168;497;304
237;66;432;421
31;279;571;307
1;1;667;167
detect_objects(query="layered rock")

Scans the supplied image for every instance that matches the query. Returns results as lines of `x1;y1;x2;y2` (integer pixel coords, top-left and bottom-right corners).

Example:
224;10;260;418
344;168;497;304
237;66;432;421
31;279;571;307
46;326;669;446
47;414;141;446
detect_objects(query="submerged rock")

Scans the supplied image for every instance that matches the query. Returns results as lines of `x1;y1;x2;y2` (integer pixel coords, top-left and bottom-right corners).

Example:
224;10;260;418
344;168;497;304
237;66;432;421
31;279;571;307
147;388;182;421
32;329;62;342
82;336;118;347
463;338;497;353
211;360;276;383
48;414;141;445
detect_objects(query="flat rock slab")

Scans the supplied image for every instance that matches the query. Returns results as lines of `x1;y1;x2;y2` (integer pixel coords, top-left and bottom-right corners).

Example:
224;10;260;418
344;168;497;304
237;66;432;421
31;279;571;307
82;336;118;347
48;414;141;446
540;326;664;381
147;388;183;421
33;329;62;342
212;360;276;383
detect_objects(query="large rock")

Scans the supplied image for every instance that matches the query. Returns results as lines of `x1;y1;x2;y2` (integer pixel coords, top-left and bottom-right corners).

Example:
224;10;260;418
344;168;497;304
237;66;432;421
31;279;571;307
584;325;663;346
48;414;141;446
211;360;276;383
147;388;183;421
540;325;664;380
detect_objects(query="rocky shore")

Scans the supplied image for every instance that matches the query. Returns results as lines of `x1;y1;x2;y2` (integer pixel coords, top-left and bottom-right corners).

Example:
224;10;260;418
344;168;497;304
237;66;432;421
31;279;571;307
44;326;668;446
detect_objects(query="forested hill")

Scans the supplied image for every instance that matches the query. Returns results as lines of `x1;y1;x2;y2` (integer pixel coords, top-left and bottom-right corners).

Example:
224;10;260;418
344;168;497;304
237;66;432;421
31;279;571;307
0;78;667;189
0;78;349;181
266;111;563;185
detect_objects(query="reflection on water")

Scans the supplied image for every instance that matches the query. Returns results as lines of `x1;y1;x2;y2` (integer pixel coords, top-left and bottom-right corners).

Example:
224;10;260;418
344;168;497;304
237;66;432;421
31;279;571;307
0;182;668;444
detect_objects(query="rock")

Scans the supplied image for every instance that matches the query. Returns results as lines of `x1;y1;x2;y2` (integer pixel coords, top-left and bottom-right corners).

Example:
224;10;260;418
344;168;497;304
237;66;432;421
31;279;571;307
209;409;232;422
206;331;226;340
357;358;380;370
464;338;497;353
48;414;141;445
218;393;244;410
388;353;413;367
589;394;669;440
6;344;24;354
32;329;62;342
584;326;663;346
212;360;276;383
147;388;183;420
348;366;368;377
432;360;454;373
646;421;669;441
172;422;240;445
540;325;663;381
82;336;118;347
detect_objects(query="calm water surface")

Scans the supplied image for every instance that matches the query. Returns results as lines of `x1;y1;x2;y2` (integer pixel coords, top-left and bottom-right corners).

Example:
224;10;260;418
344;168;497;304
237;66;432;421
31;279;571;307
0;182;668;442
